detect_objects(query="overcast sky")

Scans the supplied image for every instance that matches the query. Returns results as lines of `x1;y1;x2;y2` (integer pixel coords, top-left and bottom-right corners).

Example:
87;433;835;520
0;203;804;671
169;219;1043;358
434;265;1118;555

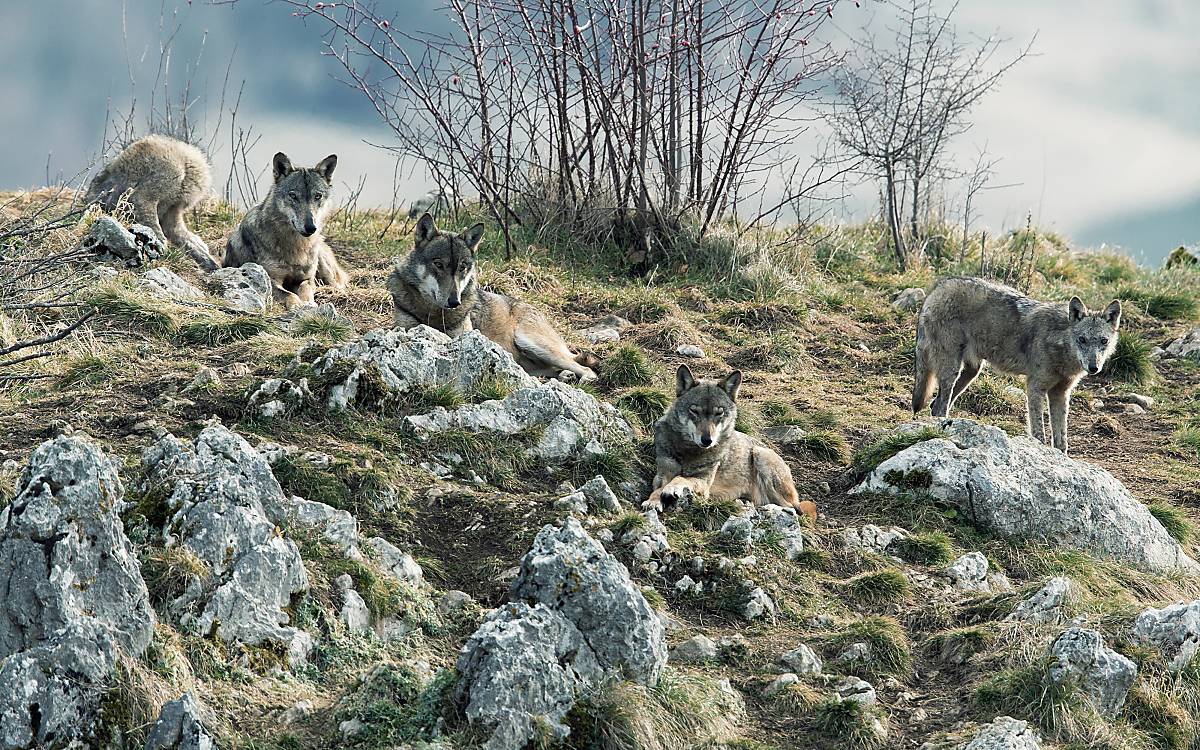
1;0;1196;264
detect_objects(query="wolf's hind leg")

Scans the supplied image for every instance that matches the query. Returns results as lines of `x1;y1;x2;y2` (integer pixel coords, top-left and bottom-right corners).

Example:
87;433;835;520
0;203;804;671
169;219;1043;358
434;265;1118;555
160;203;218;271
751;447;815;521
514;329;597;383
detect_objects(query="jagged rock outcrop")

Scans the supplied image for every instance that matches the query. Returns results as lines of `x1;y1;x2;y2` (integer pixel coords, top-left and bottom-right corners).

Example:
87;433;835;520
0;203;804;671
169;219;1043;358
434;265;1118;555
457;519;667;749
312;326;534;412
1133;600;1200;672
0;435;155;747
405;378;634;465
248;377;313;419
853;419;1198;575
1045;627;1136;717
455;602;602;750
81;216;164;267
512;518;666;685
141;425;314;664
143;693;218;750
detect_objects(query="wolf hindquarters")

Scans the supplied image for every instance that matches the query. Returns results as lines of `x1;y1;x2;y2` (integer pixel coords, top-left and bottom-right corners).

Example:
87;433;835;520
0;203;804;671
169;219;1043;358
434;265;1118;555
750;446;816;522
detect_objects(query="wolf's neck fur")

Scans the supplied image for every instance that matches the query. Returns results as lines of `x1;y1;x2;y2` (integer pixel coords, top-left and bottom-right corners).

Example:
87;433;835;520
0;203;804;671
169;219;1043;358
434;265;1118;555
394;272;476;332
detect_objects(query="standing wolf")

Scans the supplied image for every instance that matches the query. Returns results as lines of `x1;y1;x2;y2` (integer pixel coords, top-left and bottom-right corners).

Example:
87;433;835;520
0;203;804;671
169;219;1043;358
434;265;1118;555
386;213;598;382
85;135;219;270
644;365;816;521
223;152;350;309
913;276;1122;453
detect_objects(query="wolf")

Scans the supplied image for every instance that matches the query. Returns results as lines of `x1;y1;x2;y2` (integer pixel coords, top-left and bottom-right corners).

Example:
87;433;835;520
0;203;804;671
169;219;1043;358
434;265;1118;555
386;213;598;382
85;134;219;271
912;276;1122;454
223;152;350;309
643;365;817;521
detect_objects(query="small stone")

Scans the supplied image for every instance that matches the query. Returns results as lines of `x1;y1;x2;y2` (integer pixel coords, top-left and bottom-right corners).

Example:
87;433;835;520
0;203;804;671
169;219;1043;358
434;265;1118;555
780;644;822;675
675;344;706;358
334;574;354;591
438;590;476;616
963;715;1042;749
835;676;877;706
1008;577;1072;625
719;516;754;553
340;589;371;634
1046;627;1136;716
226;362;252;378
339;718;366;739
908;707;928;726
671;634;718;664
763;672;800;697
838;641;872;665
741;584;775;621
673;575;701;595
1126;393;1154;410
946;552;992;591
186;366;222;392
762;424;807;446
210;263;272;314
281;699;314;726
1122;403;1145;415
141;267;204;300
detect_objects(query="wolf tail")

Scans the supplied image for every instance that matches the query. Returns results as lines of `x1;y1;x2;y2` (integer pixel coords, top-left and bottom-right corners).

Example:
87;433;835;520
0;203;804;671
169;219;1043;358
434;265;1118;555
911;321;936;414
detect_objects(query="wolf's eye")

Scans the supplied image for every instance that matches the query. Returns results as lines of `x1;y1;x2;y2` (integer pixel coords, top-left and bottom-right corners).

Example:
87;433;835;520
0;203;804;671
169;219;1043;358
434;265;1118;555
688;406;700;416
713;409;724;417
1099;338;1108;346
1077;337;1087;346
432;260;445;270
288;191;299;199
313;192;325;201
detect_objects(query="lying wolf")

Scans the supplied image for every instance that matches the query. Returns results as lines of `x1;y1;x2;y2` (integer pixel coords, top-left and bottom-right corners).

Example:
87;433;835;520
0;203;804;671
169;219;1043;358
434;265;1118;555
85;134;219;270
386;213;598;382
644;365;816;521
223;152;350;309
913;276;1121;453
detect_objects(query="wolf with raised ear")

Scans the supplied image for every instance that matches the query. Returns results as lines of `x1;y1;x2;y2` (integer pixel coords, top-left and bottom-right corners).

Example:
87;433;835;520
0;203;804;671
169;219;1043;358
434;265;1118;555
223;151;350;309
386;212;599;382
913;276;1122;453
644;365;816;521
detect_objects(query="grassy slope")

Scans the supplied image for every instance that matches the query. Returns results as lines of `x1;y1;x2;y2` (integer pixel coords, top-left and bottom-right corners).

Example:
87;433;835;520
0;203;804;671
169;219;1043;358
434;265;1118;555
1;193;1200;748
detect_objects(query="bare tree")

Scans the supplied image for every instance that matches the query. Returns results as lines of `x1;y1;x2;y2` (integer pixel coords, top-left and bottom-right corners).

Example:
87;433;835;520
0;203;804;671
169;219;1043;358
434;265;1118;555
826;0;1030;270
279;0;847;260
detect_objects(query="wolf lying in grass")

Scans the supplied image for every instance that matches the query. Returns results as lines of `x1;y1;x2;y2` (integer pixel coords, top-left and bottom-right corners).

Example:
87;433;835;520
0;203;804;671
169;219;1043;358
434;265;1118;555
644;365;817;521
913;276;1121;454
223;151;350;309
387;213;598;382
85;134;219;271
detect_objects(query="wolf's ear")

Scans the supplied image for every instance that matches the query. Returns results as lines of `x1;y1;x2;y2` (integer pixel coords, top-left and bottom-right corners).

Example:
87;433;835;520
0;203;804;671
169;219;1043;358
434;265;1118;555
315;154;337;182
675;365;696;396
720;370;743;401
414;213;437;245
273;152;294;183
1103;299;1122;328
1068;296;1086;324
462;223;486;250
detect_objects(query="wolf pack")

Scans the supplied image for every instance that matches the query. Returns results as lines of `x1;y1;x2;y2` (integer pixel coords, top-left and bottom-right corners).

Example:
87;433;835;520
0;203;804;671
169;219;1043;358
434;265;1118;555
86;135;1125;522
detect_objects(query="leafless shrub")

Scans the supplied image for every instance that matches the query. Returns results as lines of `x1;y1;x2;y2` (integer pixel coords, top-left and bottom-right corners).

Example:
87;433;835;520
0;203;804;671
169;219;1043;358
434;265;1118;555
826;0;1030;270
281;0;849;261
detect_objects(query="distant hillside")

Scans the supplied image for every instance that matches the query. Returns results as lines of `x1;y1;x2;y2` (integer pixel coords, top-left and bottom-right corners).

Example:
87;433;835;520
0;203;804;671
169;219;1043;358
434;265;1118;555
1078;192;1200;266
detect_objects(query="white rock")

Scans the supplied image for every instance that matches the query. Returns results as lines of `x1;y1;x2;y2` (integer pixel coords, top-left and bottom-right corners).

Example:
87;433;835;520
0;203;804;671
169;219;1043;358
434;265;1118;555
281;699;314;726
962;716;1042;750
671;634;718;664
1007;577;1072;625
340;589;372;634
844;524;908;554
946;552;991;591
1046;627;1136;717
741;584;775;621
1133;600;1200;672
1166;329;1200;362
838;641;872;665
892;287;926;312
835;676;877;706
762;424;807;446
853;419;1198;575
780;644;822;675
763;672;800;696
675;344;706;358
1126;393;1154;410
142;267;204;300
210;263;271;314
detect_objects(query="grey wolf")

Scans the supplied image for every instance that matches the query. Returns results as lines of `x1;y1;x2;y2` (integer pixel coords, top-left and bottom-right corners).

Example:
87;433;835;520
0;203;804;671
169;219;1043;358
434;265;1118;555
912;276;1122;453
386;213;598;382
223;152;350;309
85;135;219;271
644;365;816;521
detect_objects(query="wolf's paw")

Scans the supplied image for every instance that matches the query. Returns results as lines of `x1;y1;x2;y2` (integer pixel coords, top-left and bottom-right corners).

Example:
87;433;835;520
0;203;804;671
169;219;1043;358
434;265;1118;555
641;492;664;513
558;369;580;384
659;483;696;512
578;367;599;384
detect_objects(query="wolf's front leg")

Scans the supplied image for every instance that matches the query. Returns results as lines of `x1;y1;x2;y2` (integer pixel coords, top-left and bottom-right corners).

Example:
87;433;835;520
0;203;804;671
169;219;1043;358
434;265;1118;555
273;285;303;310
1026;385;1048;444
1048;384;1072;454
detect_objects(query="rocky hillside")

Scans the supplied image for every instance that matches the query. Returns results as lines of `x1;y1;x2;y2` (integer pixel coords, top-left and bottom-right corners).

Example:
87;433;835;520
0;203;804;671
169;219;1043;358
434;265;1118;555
1;191;1199;750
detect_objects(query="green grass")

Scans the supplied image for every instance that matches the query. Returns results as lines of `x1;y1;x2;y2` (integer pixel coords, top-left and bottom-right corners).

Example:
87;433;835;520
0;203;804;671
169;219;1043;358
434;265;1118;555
57;353;116;387
178;316;271;346
1118;286;1198;321
925;626;993;666
569;444;638;488
759;400;800;427
889;531;955;566
1148;503;1194;544
601;344;656;389
473;373;518;402
822;616;912;677
794;430;852;464
615;387;672;430
838;569;911;606
1172;428;1200;459
1104;332;1155;385
291;312;354;341
397;383;466;412
851;426;945;478
88;285;179;335
811;699;887;749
